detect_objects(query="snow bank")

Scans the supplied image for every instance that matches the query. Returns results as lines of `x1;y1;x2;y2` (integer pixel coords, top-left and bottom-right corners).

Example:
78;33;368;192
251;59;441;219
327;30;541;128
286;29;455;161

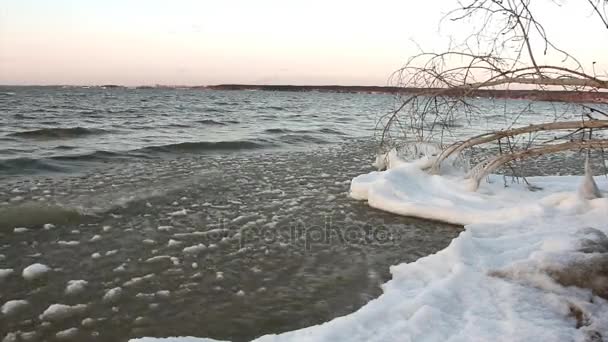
130;159;608;342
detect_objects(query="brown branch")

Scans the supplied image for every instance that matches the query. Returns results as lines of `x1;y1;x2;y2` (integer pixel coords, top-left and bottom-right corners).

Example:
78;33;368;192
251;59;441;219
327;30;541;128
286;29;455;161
432;119;608;173
468;139;608;190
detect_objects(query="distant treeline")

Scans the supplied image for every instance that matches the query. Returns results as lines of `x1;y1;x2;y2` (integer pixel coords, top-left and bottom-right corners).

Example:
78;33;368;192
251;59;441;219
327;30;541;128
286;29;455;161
203;84;608;104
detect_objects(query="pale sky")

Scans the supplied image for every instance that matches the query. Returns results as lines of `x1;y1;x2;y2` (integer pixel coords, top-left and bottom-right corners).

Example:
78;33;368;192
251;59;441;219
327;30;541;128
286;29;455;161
1;0;606;86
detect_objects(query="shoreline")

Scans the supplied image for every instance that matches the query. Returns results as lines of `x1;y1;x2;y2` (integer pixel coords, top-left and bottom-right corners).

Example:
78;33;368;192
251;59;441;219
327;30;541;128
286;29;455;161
2;84;607;104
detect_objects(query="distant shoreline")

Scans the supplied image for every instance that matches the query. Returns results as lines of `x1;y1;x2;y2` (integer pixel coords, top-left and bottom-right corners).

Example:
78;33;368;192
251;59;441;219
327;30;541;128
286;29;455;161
203;84;608;104
2;84;607;103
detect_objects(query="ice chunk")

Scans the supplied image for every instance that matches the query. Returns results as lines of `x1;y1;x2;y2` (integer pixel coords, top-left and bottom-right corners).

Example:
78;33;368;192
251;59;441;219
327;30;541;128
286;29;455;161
65;280;88;296
579;156;602;200
103;287;123;303
168;239;182;247
169;209;188;217
39;304;87;321
1;299;28;316
0;269;13;281
22;263;51;280
183;244;207;255
55;328;79;340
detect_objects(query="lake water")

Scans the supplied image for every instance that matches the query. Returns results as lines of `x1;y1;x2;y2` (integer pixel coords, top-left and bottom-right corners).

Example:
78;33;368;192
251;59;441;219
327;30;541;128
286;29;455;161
0;87;599;341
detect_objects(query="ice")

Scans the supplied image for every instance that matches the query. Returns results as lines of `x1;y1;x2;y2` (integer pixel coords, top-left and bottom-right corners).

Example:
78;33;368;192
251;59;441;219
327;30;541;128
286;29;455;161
13;227;28;233
22;263;51;280
2;332;18;342
1;300;28;316
131;156;608;342
124;274;155;287
168;239;182;247
39;304;87;321
65;280;88;295
133;339;225;342
103;287;123;303
146;255;172;263
81;317;96;328
55;327;79;340
0;268;13;281
43;223;55;230
58;240;80;246
183;244;207;255
169;209;188;217
19;331;37;341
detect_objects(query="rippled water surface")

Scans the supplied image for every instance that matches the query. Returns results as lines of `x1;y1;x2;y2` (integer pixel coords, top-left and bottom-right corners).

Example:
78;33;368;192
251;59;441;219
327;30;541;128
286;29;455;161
0;87;465;341
1;87;601;341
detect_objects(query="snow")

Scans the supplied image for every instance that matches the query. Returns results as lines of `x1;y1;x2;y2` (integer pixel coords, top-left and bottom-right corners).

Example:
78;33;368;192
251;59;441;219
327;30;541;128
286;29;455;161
22;263;51;280
130;156;608;342
39;304;87;321
1;300;28;316
65;280;88;295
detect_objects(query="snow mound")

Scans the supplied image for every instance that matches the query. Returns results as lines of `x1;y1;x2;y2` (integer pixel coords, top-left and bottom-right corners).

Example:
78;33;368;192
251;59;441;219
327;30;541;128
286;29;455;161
131;159;608;342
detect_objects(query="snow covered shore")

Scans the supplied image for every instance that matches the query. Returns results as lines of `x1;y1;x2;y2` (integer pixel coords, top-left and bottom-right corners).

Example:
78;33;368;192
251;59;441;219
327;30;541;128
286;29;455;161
132;157;608;342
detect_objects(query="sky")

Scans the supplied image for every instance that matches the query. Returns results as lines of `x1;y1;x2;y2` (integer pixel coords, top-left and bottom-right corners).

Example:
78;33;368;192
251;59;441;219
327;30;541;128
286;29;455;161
1;0;607;86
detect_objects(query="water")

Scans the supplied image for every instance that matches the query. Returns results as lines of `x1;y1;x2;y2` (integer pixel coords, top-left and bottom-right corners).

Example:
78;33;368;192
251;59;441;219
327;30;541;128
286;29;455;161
0;86;388;177
0;86;601;341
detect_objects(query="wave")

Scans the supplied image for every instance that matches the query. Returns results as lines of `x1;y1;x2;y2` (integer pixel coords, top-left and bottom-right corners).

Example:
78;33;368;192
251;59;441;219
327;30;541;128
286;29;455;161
278;134;329;144
0;203;89;230
138;139;272;153
8;127;109;139
264;128;345;135
264;128;303;134
50;150;123;161
319;128;346;135
0;157;67;175
196;119;240;126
